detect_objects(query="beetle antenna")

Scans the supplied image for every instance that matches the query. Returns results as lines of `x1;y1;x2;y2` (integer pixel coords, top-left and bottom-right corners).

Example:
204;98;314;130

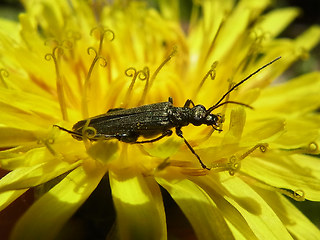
206;56;281;113
53;125;83;138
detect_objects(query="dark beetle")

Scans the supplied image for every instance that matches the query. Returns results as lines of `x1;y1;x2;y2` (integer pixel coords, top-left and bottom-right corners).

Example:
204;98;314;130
55;57;281;170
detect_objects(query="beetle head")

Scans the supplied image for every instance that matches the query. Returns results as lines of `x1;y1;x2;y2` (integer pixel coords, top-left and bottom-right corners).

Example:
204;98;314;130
190;105;220;126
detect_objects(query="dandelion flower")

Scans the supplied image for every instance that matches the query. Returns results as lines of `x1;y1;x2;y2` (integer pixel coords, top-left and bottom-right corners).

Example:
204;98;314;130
0;0;320;239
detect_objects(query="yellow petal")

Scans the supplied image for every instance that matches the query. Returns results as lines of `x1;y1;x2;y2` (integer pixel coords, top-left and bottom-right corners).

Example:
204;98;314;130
256;8;300;38
158;0;179;21
10;166;105;240
0;189;27;211
0;147;47;170
242;118;285;144
0;128;37;148
295;25;320;52
0;16;20;39
142;138;182;158
158;178;235;240
0;88;59;123
222;108;246;145
192;176;259;240
253;72;320;115
221;177;294;240
255;188;320;240
110;172;166;240
272;117;320;148
0;161;80;192
241;153;320;201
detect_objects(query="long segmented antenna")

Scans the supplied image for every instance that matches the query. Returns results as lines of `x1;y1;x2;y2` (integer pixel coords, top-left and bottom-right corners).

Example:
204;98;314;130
206;56;281;113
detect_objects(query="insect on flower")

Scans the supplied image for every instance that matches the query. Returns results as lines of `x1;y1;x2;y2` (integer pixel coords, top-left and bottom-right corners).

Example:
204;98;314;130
55;57;281;170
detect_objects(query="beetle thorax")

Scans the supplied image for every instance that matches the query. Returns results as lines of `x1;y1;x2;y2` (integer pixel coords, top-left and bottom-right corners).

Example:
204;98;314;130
189;105;208;126
167;107;190;126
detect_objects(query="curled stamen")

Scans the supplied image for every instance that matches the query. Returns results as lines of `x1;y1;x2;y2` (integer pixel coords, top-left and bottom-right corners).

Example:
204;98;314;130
87;47;108;67
283;142;319;155
37;138;56;156
124;67;150;107
125;67;136;77
90;27;115;54
82;126;97;139
201;19;224;65
240;143;268;160
138;47;176;105
44;39;73;53
307;142;319;153
66;31;81;42
137;68;149;81
293;189;305;201
45;46;64;61
124;67;149;107
209;157;239;175
44;39;60;47
228;156;241;176
123;68;138;106
274;188;305;201
81;120;96;150
98;56;108;67
45;46;68;121
138;67;150;105
149;46;176;89
0;68;9;88
90;27;115;41
87;47;98;58
197;61;218;92
81;47;108;118
210;143;268;175
241;173;306;202
61;39;73;50
259;144;268;153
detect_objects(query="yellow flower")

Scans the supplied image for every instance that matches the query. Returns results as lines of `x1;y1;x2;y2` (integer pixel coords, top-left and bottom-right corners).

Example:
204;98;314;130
0;0;320;239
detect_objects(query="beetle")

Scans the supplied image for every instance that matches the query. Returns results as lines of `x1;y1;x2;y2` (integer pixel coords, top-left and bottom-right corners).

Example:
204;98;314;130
54;57;281;170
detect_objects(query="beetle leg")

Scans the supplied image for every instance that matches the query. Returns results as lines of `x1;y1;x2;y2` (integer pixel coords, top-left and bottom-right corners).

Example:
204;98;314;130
175;127;210;170
168;97;173;104
53;125;83;139
211;125;223;132
183;99;195;108
135;130;173;143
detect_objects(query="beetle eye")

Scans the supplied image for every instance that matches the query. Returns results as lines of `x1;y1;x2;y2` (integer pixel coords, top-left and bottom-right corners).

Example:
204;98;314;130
206;115;213;121
206;114;219;125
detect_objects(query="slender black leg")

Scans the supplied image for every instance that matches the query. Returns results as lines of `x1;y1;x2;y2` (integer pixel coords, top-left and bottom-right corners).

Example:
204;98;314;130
183;99;196;108
135;130;173;143
175;127;210;170
211;125;223;132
